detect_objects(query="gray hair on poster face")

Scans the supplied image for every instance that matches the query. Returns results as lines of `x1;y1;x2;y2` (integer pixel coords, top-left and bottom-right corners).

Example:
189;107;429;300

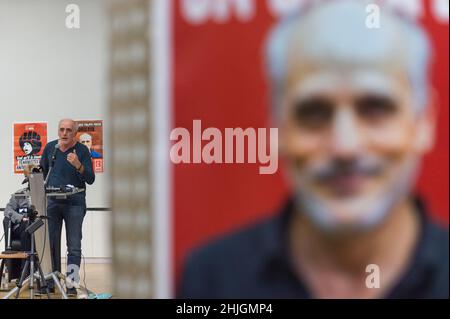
265;0;431;119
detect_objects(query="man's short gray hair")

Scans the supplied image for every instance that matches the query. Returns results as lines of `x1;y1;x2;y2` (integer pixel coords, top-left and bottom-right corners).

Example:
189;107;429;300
79;133;92;141
59;119;79;132
265;0;431;119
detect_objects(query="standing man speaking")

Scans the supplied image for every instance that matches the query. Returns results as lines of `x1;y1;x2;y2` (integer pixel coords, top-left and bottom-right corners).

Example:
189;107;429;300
40;119;95;295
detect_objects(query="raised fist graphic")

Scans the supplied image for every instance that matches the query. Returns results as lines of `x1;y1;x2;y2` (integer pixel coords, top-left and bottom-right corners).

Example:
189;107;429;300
19;131;42;156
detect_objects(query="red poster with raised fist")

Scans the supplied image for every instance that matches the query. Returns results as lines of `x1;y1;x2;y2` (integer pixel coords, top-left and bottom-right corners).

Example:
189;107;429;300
13;122;47;174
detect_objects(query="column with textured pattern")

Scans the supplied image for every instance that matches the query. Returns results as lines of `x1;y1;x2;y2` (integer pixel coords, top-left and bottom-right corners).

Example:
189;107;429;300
109;0;153;298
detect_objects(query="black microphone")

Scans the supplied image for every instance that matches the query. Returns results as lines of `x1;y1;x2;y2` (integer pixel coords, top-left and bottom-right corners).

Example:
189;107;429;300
32;166;43;173
27;205;38;220
22;165;42;185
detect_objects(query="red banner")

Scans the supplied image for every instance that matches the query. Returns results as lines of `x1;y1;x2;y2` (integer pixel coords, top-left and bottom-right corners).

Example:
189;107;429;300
173;0;449;280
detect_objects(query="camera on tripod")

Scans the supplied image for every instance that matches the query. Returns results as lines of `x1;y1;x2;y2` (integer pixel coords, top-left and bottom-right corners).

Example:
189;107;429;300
24;206;44;235
24;205;38;221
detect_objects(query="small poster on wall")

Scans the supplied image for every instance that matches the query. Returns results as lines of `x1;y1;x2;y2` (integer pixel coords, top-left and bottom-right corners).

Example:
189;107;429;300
13;122;48;174
75;120;104;173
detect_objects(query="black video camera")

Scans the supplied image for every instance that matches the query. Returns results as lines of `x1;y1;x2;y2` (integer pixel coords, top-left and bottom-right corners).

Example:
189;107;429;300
25;205;39;221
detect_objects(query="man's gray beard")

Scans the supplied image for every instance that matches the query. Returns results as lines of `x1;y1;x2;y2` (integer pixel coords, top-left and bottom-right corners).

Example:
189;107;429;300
288;158;421;233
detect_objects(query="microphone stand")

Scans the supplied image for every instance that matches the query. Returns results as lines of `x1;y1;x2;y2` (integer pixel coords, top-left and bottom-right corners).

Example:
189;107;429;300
44;166;53;187
44;147;58;187
6;217;12;251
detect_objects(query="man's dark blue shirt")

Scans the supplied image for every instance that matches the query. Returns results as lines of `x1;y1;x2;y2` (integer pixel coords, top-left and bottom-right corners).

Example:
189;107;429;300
179;198;449;299
40;140;95;206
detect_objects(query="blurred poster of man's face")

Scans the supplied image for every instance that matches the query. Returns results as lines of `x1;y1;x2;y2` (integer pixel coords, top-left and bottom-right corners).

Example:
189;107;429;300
275;1;435;231
79;134;93;151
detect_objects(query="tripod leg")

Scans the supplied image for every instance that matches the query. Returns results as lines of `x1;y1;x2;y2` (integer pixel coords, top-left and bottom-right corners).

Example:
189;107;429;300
48;272;68;299
15;260;30;299
2;276;30;299
29;256;35;299
36;261;50;299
